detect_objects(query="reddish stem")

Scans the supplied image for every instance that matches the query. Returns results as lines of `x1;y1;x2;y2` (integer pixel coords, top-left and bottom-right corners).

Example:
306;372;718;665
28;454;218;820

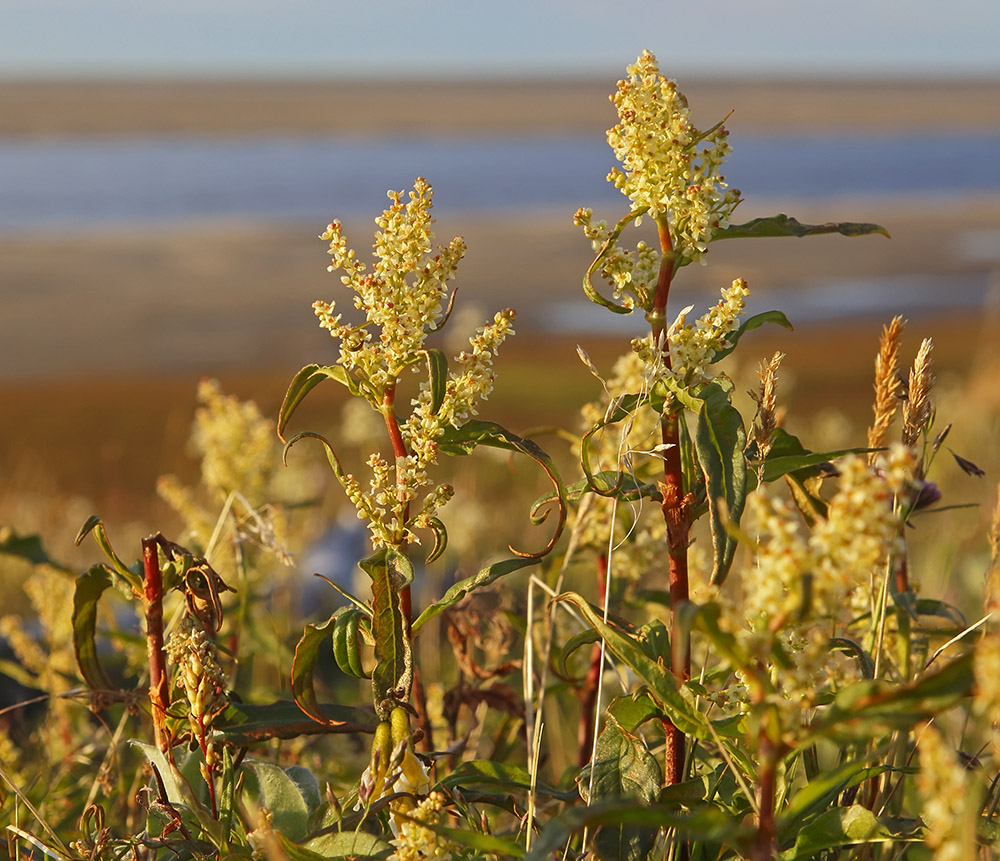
650;218;690;787
141;537;170;753
381;381;434;751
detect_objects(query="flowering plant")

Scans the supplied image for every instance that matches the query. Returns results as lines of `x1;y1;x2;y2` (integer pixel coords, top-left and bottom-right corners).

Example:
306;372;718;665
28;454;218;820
3;50;997;861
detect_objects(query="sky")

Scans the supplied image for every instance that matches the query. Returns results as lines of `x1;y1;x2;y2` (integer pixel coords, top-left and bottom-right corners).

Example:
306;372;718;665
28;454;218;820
3;0;1000;79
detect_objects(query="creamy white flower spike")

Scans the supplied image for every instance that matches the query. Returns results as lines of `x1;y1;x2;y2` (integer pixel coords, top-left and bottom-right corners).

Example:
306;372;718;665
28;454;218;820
314;178;515;546
607;50;741;262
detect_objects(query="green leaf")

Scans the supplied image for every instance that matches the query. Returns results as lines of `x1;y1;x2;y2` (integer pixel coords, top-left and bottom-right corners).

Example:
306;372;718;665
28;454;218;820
291;614;341;726
216;700;377;745
72;564;115;691
694;382;748;585
74;515;142;594
413;556;539;633
438;420;566;558
760;429;870;484
810;652;975;740
779;759;891;840
398;814;528;858
607;692;662;733
131;740;210;810
277;363;362;442
715;214;890;241
713;310;794;362
581;714;661;861
362;548;414;714
424;516;448;564
303;829;392;859
241;760;311;841
553;592;707;740
331;607;369;679
781;805;918;860
422;348;448;415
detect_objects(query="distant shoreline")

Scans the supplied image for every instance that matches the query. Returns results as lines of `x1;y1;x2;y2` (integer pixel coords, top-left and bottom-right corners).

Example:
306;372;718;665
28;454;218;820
2;77;999;138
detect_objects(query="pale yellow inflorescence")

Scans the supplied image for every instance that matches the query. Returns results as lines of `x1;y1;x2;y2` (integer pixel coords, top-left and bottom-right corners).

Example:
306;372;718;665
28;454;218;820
917;724;978;861
737;446;914;715
631;277;750;396
607;49;741;261
314;178;514;546
389;791;457;861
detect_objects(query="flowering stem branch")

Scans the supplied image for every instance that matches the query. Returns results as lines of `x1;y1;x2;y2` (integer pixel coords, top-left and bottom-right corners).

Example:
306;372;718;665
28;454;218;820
650;217;690;787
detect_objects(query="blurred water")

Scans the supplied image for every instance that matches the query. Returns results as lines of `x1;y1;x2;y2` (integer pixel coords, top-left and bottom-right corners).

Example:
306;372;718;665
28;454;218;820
1;133;999;233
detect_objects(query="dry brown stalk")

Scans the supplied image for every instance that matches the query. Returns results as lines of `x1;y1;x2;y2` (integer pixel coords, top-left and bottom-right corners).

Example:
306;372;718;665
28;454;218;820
867;316;906;463
753;350;785;459
902;337;935;447
986;483;1000;616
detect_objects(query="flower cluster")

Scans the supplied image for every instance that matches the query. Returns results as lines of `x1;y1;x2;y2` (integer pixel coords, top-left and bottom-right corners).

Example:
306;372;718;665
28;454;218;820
737;449;912;712
607;50;741;261
166;617;228;774
315;179;514;546
313;177;465;396
631;278;749;395
917;724;978;861
389;791;457;861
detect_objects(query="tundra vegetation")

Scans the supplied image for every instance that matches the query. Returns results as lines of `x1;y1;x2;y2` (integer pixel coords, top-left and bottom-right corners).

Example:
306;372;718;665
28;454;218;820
2;51;999;861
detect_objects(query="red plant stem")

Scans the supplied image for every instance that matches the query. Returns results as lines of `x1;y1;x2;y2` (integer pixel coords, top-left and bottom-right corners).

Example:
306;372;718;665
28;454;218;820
381;380;434;751
651;218;690;787
141;537;170;753
752;727;778;861
577;552;609;766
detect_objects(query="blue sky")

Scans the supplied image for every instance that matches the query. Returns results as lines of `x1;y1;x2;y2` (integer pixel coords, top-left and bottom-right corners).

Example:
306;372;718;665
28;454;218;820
3;0;999;79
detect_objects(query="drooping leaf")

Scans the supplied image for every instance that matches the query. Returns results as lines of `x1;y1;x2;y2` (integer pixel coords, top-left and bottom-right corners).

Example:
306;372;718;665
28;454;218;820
241;760;312;841
582;208;649;314
277;363;364;442
438;420;566;557
422;348;448;416
72;564;115;691
712;310;794;362
714;214;890;241
424;516;448;564
362;548;414;715
216;700;377;745
331;607;370;679
291;615;377;728
579;713;661;861
413;556;539;632
759;428;870;484
694;382;748;585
